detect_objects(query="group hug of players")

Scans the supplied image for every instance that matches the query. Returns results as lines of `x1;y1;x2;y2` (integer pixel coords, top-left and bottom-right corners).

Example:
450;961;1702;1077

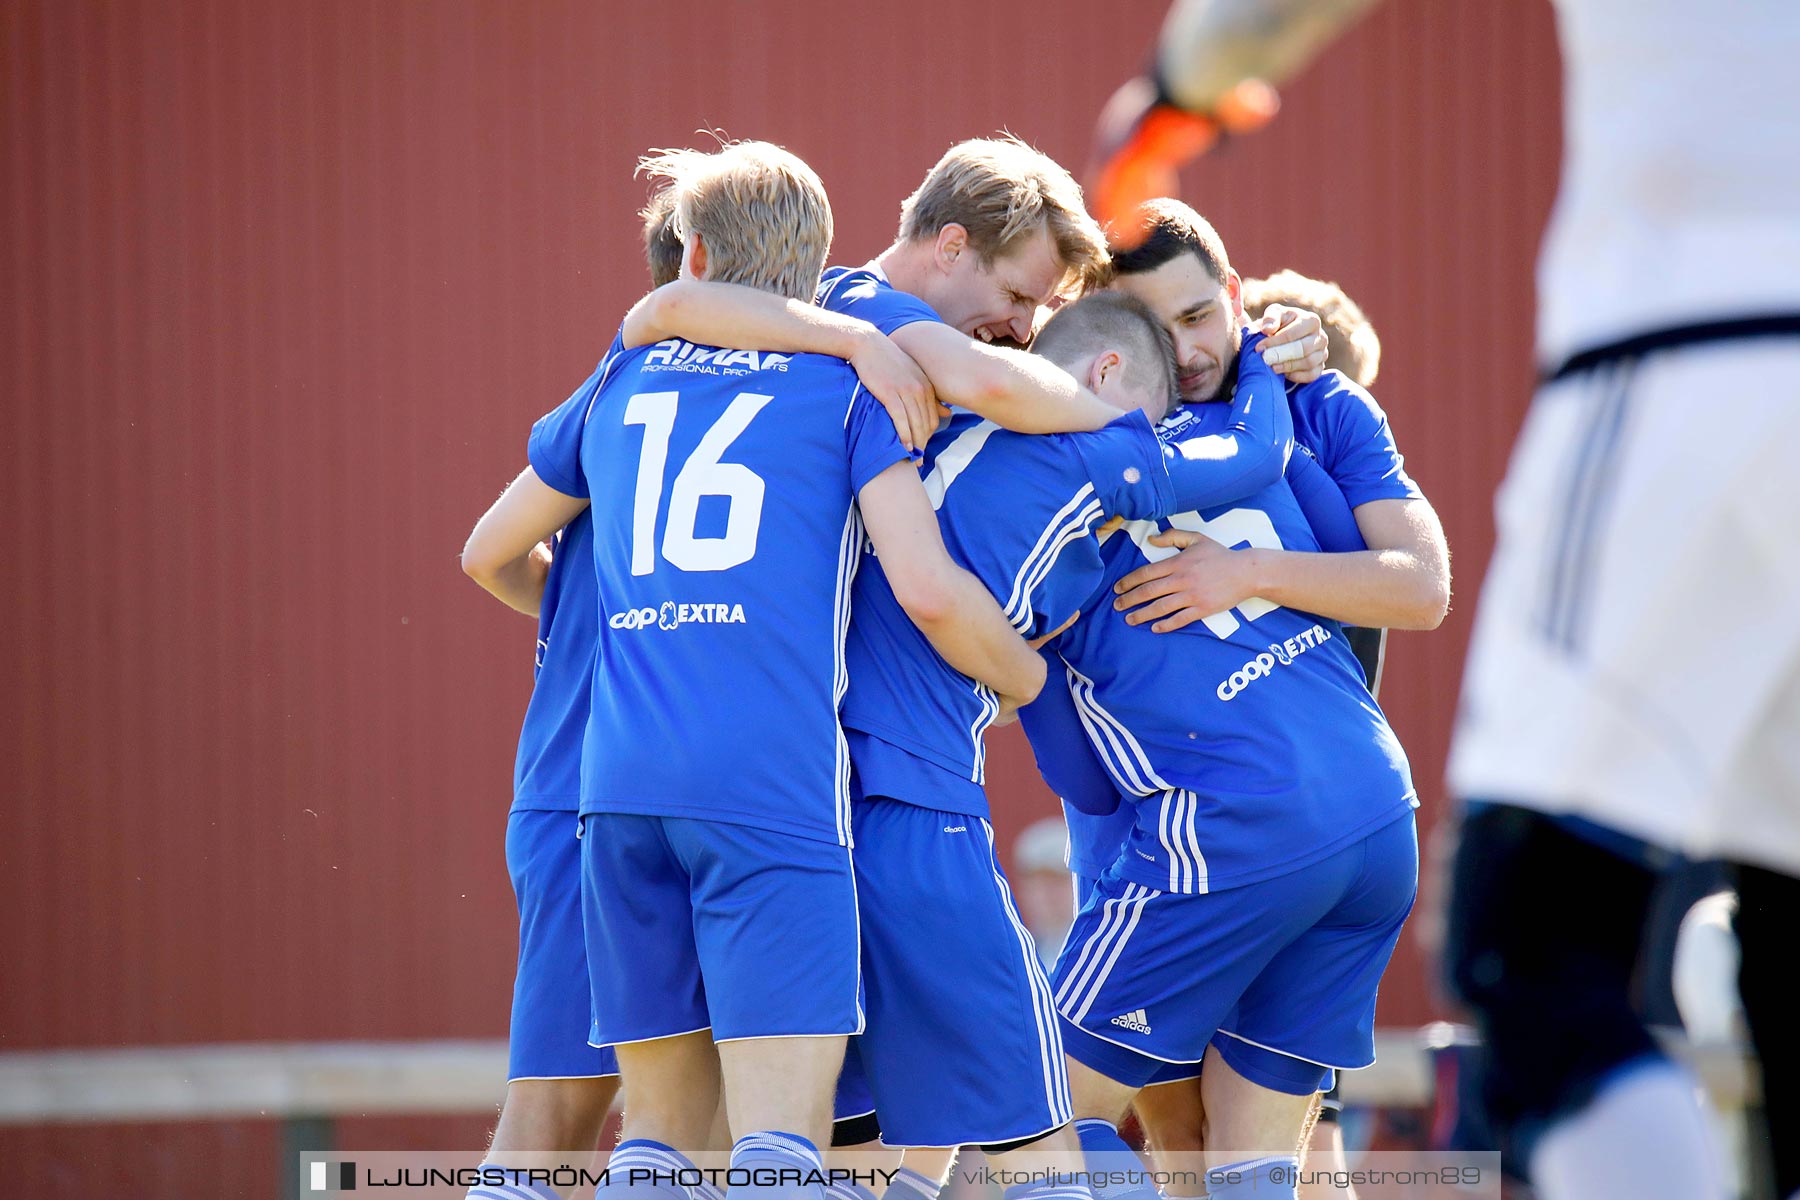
460;134;1451;1200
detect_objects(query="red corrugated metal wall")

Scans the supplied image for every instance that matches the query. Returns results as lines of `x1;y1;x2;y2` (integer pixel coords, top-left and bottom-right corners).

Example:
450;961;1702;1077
1;0;1561;1188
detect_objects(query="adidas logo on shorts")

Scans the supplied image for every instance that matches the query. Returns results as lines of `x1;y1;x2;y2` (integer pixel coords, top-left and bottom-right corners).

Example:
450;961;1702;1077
1110;1009;1152;1035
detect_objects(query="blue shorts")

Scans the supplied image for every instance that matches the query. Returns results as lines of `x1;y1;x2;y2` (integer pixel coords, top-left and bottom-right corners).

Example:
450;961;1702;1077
851;797;1072;1147
505;810;619;1080
1071;872;1318;1094
581;813;863;1045
1072;870;1198;1088
1053;814;1417;1094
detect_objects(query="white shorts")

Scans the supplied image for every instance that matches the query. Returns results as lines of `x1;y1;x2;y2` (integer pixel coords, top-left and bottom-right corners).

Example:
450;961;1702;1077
1449;336;1800;875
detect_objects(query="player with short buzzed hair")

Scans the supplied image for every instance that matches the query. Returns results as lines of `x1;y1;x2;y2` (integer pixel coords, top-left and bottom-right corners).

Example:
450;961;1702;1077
1094;265;1396;1200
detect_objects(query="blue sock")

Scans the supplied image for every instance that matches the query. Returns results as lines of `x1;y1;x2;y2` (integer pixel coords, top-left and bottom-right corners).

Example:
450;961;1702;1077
695;1184;727;1200
885;1169;941;1200
823;1185;879;1200
1076;1119;1156;1200
1204;1156;1297;1200
468;1165;561;1200
596;1139;701;1200
729;1130;826;1200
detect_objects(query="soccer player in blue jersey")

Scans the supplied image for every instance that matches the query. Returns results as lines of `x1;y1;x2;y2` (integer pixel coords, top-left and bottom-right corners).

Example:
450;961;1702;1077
463;184;939;1197
1031;204;1444;1200
831;290;1294;1184
1066;258;1417;1198
467;139;1050;1200
1012;208;1432;1200
1103;201;1447;641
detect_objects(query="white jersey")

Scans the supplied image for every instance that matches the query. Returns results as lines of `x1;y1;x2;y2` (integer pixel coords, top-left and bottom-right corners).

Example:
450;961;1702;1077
1448;343;1800;874
1453;2;1800;873
1537;0;1800;366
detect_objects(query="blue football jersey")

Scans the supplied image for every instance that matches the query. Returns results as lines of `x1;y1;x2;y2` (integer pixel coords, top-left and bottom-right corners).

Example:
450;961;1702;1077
1051;370;1422;883
530;333;910;846
840;334;1295;819
514;344;626;812
1287;371;1423;507
842;411;1177;816
1049;417;1416;894
1044;449;1370;878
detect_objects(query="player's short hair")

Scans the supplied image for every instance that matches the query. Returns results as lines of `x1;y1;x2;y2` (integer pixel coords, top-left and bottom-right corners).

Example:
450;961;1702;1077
638;140;832;302
898;136;1110;295
1109;198;1231;286
640;186;683;289
1244;269;1382;387
1030;291;1179;418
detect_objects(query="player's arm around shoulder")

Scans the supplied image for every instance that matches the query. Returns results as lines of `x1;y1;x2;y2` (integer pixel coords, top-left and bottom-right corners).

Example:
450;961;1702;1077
1112;370;1451;632
462;466;590;617
856;460;1046;709
1315;369;1451;628
623;279;940;451
1114;488;1449;634
889;319;1119;435
1344;493;1451;629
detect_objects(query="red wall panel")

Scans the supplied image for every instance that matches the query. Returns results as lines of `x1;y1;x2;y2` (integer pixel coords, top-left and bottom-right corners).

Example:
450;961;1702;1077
2;0;1561;1123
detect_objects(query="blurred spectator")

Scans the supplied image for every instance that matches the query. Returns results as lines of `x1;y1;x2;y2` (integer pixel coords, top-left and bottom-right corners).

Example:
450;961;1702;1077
1013;816;1076;967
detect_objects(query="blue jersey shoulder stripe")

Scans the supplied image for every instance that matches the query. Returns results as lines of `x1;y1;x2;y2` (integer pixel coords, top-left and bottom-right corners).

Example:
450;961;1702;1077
923;419;1003;509
1003;483;1104;630
831;379;872;844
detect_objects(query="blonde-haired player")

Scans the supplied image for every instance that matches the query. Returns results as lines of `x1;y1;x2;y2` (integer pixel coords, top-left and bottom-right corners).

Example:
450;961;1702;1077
468;138;1049;1200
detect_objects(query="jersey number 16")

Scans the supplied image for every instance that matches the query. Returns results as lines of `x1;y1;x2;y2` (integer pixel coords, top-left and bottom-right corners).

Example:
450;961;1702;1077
622;390;770;575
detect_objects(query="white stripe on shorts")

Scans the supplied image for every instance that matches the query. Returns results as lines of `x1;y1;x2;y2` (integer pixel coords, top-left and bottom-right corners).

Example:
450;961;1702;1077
1055;883;1155;1024
981;819;1072;1126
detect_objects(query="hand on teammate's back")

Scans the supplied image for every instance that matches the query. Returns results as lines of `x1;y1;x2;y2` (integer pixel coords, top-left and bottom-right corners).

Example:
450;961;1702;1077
1113;527;1258;634
848;329;944;452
